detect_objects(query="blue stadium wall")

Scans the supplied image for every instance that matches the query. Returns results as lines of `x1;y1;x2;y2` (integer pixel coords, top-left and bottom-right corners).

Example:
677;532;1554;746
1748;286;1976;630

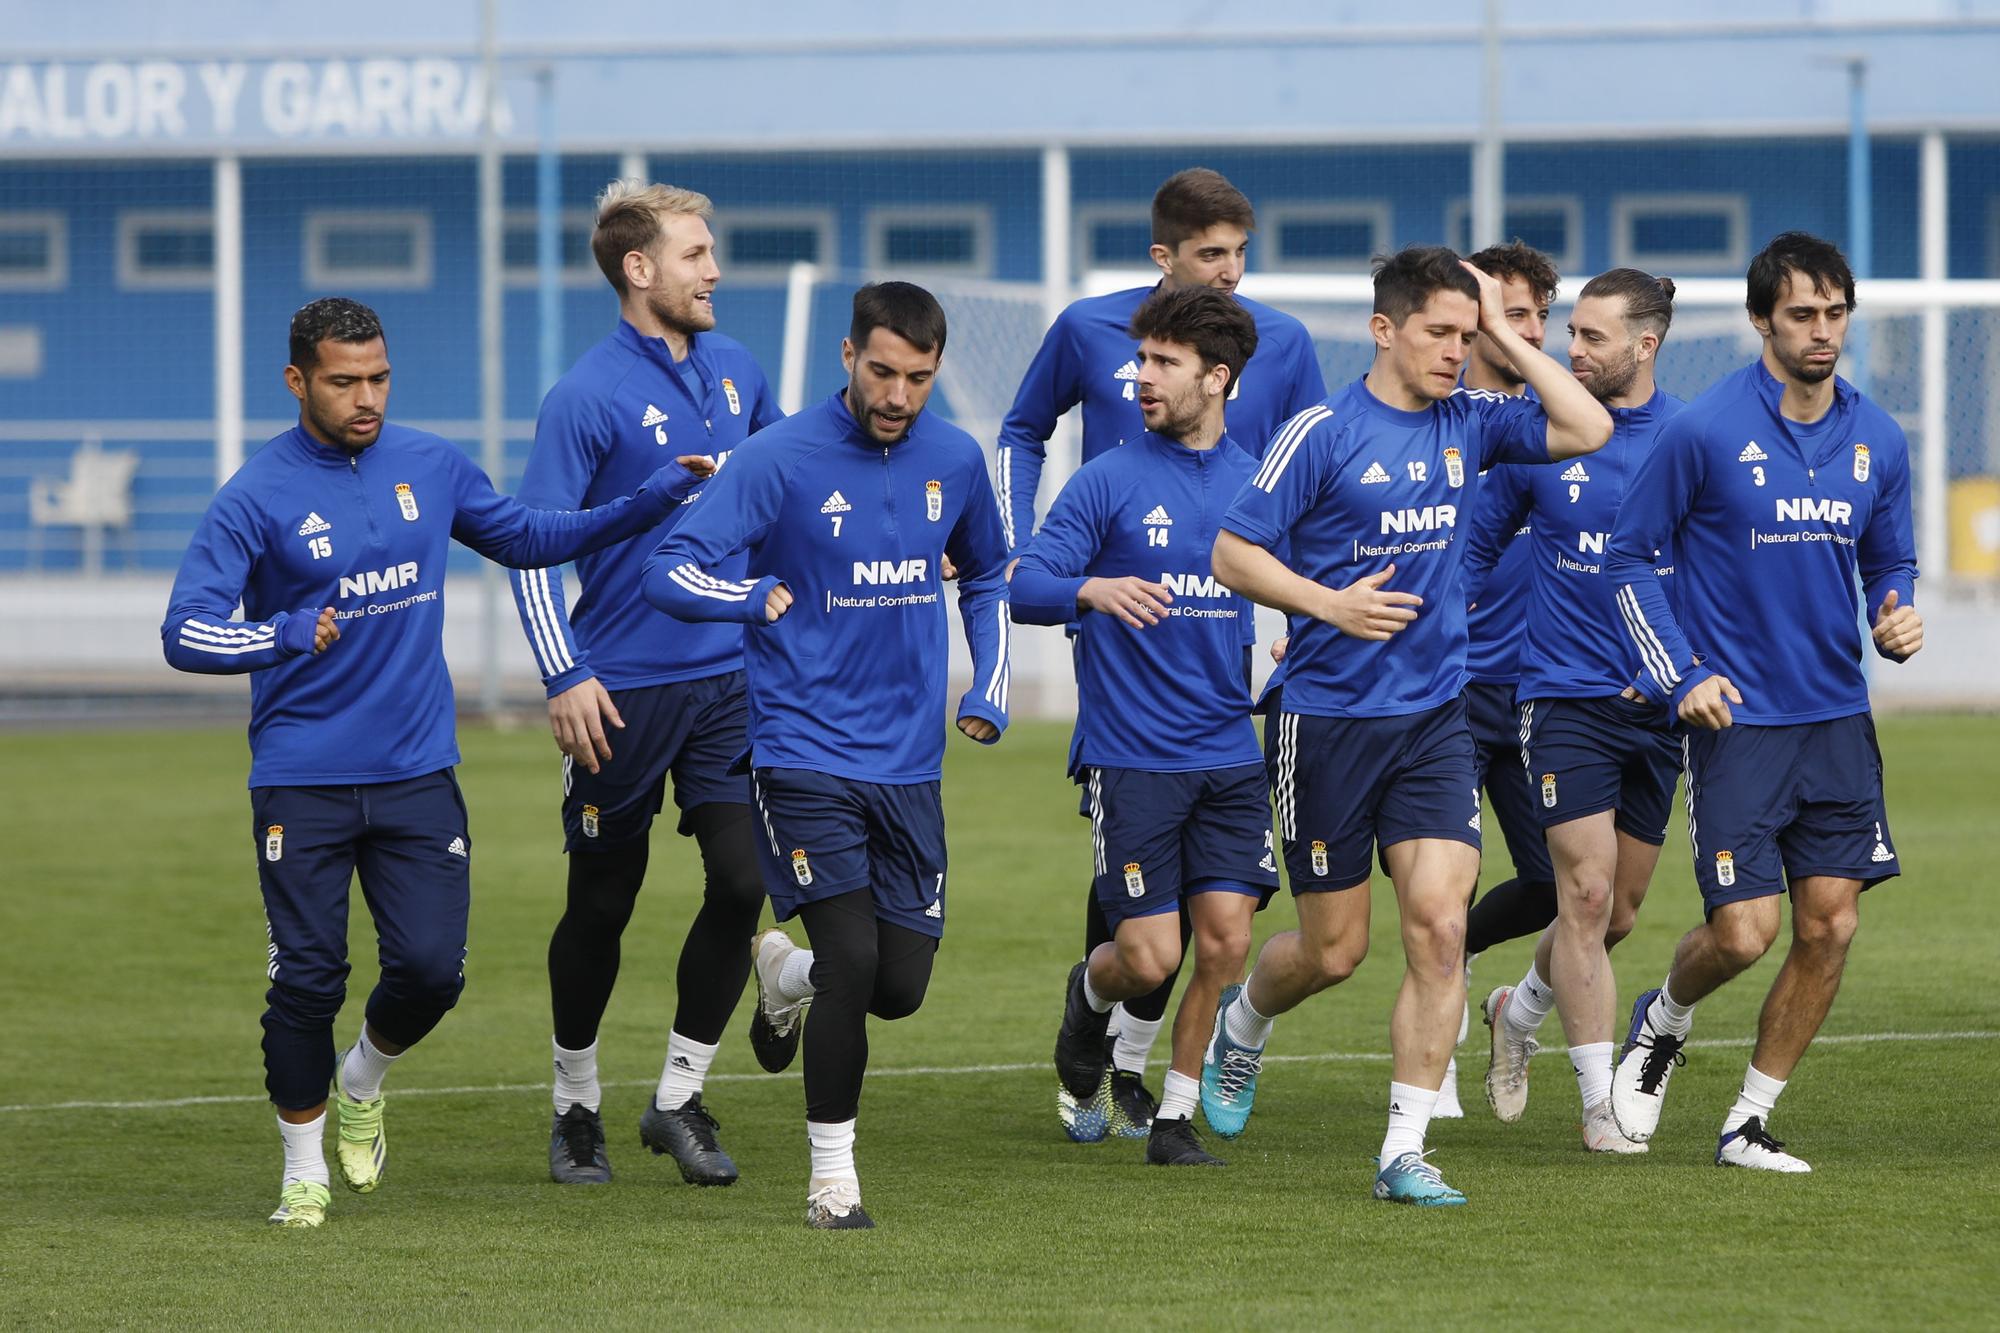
2;135;1996;571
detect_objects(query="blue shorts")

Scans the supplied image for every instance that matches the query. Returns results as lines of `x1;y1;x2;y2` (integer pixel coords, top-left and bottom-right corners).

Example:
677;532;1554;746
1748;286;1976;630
1267;699;1482;891
750;767;949;939
1519;694;1679;845
560;671;750;850
1083;764;1280;927
1683;713;1900;914
1464;679;1555;883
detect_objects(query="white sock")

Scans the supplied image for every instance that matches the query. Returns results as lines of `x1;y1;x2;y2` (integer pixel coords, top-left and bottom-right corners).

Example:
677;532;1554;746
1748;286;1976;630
339;1027;399;1102
777;949;817;1003
656;1030;717;1110
552;1038;600;1113
1722;1064;1786;1135
807;1117;858;1185
1380;1081;1440;1169
1570;1041;1614;1109
1224;987;1273;1048
1506;961;1556;1036
1110;1008;1165;1075
1652;978;1696;1037
1080;965;1114;1014
278;1112;329;1188
1157;1069;1198;1122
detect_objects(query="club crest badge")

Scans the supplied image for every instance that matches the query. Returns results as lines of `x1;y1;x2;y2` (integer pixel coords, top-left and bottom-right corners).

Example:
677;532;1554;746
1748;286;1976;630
1310;839;1329;877
1444;448;1465;489
1123;862;1145;898
1715;850;1736;887
1541;773;1558;809
581;805;600;839
1853;443;1870;483
264;824;284;862
925;479;942;522
791;848;813;886
395;483;419;521
722;377;741;416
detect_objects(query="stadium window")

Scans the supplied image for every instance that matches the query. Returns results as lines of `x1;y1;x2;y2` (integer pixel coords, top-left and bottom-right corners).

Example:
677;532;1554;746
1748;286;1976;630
1072;204;1154;274
1612;194;1748;273
865;207;992;277
118;211;215;291
0;212;66;291
303;210;433;290
716;210;835;280
1264;203;1391;273
501;210;598;287
0;325;42;377
1445;196;1582;274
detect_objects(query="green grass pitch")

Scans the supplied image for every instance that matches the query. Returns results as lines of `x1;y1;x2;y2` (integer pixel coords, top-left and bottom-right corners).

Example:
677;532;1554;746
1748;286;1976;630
4;715;1997;1328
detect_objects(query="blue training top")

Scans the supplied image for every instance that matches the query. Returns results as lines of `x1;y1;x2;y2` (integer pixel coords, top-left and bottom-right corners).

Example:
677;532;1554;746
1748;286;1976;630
511;320;782;696
640;392;1012;784
164;422;700;787
1012;429;1263;774
1607;358;1917;724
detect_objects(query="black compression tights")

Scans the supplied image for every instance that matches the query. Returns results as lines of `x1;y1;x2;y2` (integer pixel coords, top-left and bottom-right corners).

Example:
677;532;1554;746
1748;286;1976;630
1084;890;1191;1024
1464;876;1560;957
547;802;765;1050
797;888;937;1124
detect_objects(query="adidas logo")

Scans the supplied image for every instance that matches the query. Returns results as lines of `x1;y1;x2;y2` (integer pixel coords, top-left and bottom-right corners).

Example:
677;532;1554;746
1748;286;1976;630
297;512;332;536
641;404;668;428
1359;461;1391;485
1871;841;1894;863
671;1056;693;1069
1739;441;1768;462
446;836;467;858
924;900;942;919
1142;505;1172;526
1561;461;1590;482
1114;359;1139;382
820;491;852;514
1258;851;1276;873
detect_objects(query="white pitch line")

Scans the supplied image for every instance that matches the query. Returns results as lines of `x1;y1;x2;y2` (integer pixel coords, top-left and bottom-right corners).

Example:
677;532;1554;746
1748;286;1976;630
4;1029;1994;1116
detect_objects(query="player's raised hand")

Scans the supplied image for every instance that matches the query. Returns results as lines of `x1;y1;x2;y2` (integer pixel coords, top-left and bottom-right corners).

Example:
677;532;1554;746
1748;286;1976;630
1321;564;1421;640
957;716;999;742
674;453;717;478
1459;261;1506;331
313;606;340;654
765;582;794;623
1078;575;1173;629
1872;589;1924;659
547;675;624;774
1679;674;1742;730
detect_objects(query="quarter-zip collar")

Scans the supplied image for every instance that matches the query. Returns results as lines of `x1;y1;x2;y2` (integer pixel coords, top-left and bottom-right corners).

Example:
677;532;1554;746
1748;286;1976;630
281;422;373;470
1751;357;1857;465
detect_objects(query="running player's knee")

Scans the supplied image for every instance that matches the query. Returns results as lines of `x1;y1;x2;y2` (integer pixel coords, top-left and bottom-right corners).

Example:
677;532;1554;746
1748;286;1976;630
1603;915;1635;950
1123;933;1183;990
704;852;766;919
1193;922;1252;978
265;980;345;1032
868;952;933;1021
1712;910;1777;970
392;945;468;1013
563;842;647;935
1565;877;1614;929
1308;933;1368;985
1793;900;1859;954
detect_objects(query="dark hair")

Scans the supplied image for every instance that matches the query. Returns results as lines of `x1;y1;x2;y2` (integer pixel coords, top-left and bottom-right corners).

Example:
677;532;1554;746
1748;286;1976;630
1746;230;1856;320
1578;268;1677;340
289;297;384;371
849;281;948;358
1465;240;1560;305
1371;245;1480;325
1151;168;1256;251
1127;285;1261;391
